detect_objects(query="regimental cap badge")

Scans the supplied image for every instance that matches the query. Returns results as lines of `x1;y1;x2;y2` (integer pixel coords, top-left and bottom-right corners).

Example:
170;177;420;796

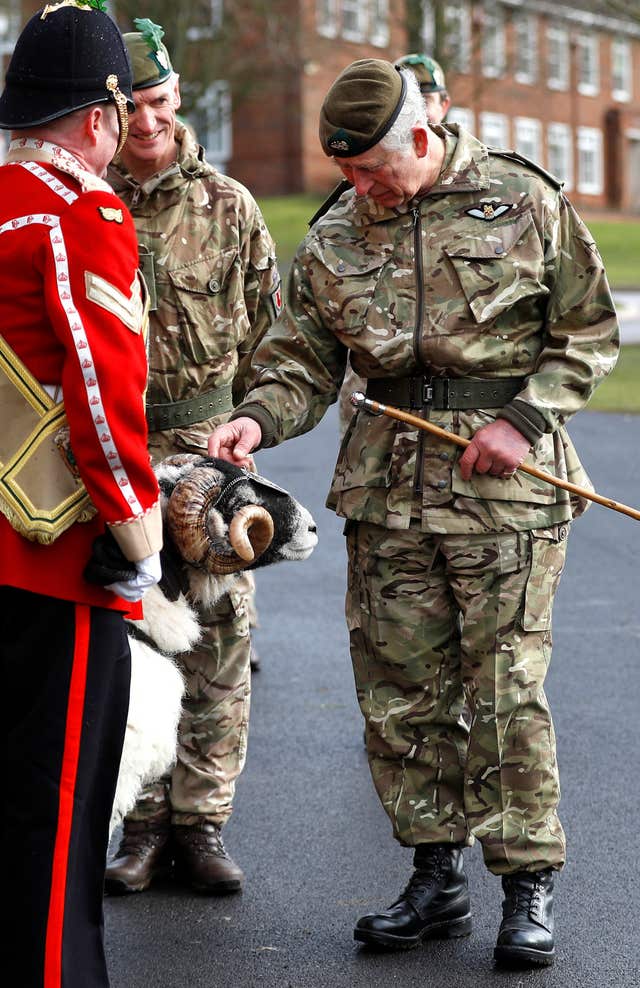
328;129;353;153
41;0;107;17
123;18;174;91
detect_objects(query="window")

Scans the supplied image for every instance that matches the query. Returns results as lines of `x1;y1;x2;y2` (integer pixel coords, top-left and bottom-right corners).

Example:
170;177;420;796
0;0;20;57
513;12;537;85
577;33;599;96
547;23;569;91
316;0;338;38
447;107;475;134
188;82;232;171
342;0;367;42
577;127;603;195
421;0;435;52
186;0;224;41
514;118;542;164
444;3;471;74
480;112;509;148
547;122;573;191
612;39;632;102
369;0;389;48
482;4;506;78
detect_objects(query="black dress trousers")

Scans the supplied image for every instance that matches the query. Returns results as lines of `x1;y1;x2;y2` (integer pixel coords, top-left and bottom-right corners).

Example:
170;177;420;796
1;587;131;988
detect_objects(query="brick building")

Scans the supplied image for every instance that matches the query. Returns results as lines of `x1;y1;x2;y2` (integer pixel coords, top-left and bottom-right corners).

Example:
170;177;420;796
2;1;640;213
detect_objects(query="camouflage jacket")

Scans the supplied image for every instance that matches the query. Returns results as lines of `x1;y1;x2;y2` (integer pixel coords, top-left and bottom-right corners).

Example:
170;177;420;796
109;123;280;457
235;125;619;534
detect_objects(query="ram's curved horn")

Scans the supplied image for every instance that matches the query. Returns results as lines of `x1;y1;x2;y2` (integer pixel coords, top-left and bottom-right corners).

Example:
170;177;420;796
228;505;274;563
165;466;225;567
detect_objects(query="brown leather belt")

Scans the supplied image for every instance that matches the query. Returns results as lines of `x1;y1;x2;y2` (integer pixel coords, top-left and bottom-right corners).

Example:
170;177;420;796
365;375;526;411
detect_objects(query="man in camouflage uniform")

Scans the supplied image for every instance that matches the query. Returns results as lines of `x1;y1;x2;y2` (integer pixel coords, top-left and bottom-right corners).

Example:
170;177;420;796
104;21;281;896
209;60;619;964
338;53;451;436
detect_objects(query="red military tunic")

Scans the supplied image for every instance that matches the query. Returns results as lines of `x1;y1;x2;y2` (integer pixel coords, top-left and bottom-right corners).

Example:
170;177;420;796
0;139;162;613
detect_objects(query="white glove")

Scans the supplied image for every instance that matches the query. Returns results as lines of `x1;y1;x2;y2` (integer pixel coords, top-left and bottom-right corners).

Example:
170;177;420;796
106;552;162;603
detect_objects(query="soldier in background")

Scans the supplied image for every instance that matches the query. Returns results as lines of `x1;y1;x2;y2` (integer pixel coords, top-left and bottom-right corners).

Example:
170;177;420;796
337;54;451;437
0;5;162;985
209;59;619;967
105;20;281;897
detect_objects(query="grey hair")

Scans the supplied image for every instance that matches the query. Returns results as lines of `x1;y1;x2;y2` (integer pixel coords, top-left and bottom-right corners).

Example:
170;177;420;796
379;69;428;153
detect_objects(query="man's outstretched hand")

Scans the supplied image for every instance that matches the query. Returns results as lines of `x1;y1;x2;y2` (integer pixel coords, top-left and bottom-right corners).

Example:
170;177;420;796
208;417;262;469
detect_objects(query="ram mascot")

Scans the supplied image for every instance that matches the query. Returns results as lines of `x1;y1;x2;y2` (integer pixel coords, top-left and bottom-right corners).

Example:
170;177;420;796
110;454;317;830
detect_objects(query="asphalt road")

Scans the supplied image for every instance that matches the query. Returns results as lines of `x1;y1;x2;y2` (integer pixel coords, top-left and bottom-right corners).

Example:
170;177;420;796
106;406;640;988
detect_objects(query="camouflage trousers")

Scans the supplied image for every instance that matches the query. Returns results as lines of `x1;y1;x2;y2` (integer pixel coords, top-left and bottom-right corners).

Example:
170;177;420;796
345;521;569;875
127;572;253;828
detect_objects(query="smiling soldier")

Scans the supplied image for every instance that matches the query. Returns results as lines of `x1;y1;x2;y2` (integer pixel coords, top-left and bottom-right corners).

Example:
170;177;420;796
105;19;281;897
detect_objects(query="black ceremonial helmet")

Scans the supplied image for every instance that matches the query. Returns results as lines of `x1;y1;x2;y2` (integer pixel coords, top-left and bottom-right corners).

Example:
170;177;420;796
0;1;134;155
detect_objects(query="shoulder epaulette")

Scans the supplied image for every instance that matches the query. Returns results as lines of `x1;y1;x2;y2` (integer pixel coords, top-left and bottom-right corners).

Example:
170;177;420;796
487;147;563;191
308;179;352;228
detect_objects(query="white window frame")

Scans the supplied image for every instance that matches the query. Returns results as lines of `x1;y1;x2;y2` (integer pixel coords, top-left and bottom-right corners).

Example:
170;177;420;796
547;122;573;191
342;0;367;43
189;81;232;171
421;0;436;52
576;33;599;97
369;0;390;48
547;22;569;91
316;0;338;39
0;0;21;57
480;112;509;149
514;117;542;165
482;3;506;79
612;38;632;103
513;12;538;86
577;126;603;196
444;2;471;74
185;0;224;42
447;107;475;134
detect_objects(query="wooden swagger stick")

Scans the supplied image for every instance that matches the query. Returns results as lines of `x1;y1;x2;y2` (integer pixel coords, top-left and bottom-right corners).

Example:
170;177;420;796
350;392;640;523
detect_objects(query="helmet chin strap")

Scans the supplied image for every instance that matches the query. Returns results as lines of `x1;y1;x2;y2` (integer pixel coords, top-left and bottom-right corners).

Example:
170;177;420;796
105;74;129;157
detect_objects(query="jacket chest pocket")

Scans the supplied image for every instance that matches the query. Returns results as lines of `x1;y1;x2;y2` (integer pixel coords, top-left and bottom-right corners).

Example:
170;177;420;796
445;211;548;325
168;248;245;363
308;241;388;337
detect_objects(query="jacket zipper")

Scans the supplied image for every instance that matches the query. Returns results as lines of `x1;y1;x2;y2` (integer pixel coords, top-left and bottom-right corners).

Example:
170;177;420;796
412;205;425;497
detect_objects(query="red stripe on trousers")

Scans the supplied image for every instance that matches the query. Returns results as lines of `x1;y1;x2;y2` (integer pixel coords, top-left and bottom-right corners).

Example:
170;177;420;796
44;604;91;987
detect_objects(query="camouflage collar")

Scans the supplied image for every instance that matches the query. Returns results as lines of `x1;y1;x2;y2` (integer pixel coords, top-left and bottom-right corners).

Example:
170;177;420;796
426;124;491;196
342;125;491;229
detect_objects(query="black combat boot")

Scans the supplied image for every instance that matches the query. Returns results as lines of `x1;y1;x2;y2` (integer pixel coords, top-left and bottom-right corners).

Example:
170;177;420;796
104;817;172;894
173;821;244;894
494;868;555;967
354;844;472;950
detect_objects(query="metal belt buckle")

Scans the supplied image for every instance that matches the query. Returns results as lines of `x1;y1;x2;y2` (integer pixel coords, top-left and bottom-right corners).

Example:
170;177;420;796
422;378;433;405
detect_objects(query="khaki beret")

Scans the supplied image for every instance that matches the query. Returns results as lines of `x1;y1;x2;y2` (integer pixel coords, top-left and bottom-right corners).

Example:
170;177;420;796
319;59;407;158
394;54;447;94
123;18;173;91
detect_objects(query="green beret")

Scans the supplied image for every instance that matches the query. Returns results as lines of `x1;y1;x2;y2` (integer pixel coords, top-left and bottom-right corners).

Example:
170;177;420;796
319;59;407;158
394;54;447;93
123;18;173;90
